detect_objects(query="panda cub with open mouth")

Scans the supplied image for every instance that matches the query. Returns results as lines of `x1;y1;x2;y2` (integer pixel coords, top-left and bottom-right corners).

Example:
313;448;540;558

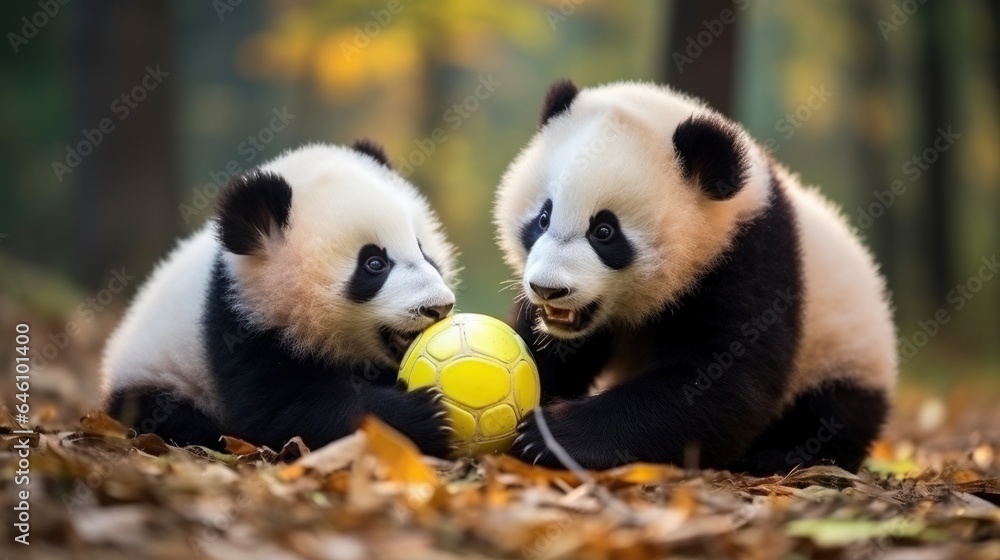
101;141;457;456
495;80;897;475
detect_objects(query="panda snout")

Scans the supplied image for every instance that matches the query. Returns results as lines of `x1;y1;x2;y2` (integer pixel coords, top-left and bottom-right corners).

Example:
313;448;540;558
529;282;572;301
417;302;454;320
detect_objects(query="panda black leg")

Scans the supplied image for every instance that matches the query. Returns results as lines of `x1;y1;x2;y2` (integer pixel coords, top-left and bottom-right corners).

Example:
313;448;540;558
366;383;454;457
731;380;890;476
222;377;452;458
106;387;225;450
511;360;789;471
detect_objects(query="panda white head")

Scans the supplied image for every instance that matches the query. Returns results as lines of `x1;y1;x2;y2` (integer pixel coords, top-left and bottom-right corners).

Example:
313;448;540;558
494;80;773;339
216;141;457;367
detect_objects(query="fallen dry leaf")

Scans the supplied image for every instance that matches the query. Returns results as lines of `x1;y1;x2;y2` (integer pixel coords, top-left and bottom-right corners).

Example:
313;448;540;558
79;410;130;438
132;432;170;456
361;416;438;487
284;432;365;480
276;436;310;463
222;435;258;456
786;517;935;547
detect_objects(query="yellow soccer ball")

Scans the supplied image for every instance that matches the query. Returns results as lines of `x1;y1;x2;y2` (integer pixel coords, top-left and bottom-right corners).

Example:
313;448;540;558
398;313;541;457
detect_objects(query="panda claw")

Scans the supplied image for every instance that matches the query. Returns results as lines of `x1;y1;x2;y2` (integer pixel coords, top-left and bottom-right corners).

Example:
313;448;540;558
521;442;534;455
513;433;526;447
433;410;448;419
533;452;544;466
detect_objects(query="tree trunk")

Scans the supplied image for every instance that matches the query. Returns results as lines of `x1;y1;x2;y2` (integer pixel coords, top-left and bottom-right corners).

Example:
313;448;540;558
849;1;898;298
664;0;738;116
68;0;179;289
917;3;952;299
985;0;1000;339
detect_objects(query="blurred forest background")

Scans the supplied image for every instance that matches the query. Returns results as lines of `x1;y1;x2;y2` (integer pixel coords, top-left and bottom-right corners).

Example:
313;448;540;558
0;0;997;419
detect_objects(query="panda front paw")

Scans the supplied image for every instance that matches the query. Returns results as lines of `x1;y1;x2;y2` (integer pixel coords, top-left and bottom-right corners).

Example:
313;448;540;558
392;386;454;459
510;412;563;468
511;404;632;471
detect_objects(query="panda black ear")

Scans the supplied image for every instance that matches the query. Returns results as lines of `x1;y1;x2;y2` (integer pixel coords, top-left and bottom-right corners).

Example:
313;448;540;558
672;116;750;200
540;78;578;128
350;138;392;168
215;170;293;256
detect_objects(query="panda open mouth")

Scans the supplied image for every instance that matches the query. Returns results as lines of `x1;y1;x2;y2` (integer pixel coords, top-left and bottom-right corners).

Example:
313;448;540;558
379;327;422;362
539;301;600;332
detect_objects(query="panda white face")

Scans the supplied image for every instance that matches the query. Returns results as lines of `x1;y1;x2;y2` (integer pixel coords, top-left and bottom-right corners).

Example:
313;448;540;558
519;196;640;338
342;236;456;366
495;81;771;339
503;112;668;339
218;143;457;367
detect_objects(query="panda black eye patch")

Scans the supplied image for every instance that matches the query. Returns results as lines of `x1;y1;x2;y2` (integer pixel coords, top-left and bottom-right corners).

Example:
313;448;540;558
520;198;552;252
588;210;634;270
347;244;392;303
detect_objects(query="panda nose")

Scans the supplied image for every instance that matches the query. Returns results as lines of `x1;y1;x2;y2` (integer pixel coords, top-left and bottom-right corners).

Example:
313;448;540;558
418;303;454;320
529;283;571;301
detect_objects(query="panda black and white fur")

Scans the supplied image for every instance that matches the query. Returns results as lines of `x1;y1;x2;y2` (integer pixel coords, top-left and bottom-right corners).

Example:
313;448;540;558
101;141;458;456
494;80;896;475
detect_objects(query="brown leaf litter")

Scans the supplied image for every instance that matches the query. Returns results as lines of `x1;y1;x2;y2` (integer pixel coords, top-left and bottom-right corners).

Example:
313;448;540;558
1;407;999;559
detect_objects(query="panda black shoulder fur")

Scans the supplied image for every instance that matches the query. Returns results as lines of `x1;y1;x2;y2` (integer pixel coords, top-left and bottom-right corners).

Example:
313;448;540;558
494;80;897;474
101;141;458;456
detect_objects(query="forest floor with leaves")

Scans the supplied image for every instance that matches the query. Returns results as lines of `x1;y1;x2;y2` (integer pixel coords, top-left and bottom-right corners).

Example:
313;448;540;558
2;382;1000;560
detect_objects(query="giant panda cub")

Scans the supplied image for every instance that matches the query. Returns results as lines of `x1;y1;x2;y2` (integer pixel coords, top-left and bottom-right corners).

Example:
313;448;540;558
495;80;897;474
102;142;457;456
